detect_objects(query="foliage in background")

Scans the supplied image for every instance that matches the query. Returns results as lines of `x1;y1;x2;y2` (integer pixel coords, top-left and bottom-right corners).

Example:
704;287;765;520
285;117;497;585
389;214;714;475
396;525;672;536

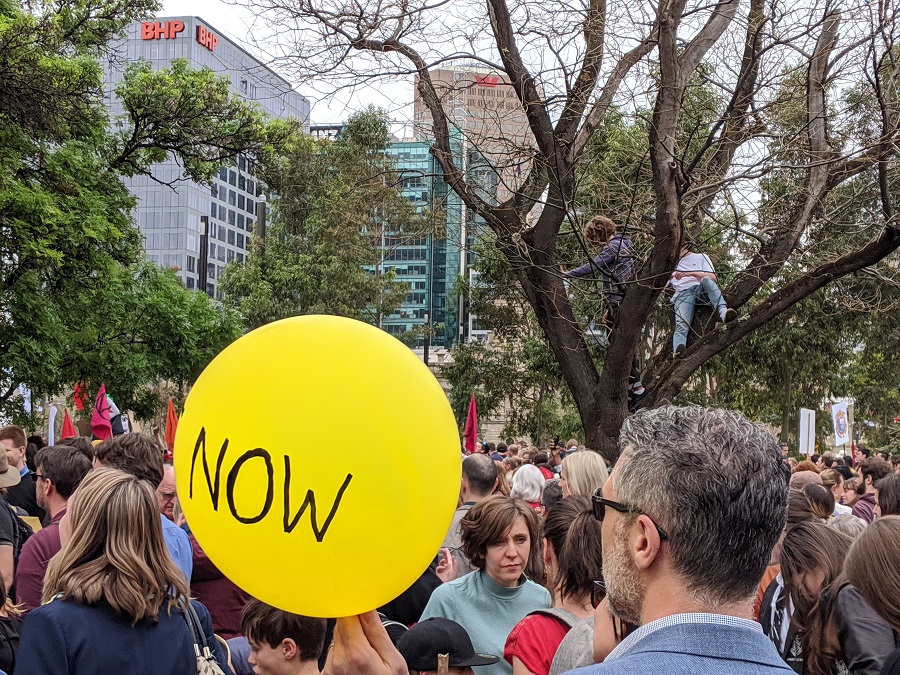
221;108;436;331
0;0;273;424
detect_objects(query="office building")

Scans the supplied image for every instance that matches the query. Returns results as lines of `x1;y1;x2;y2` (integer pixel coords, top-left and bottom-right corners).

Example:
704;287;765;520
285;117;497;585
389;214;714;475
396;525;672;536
103;17;310;295
378;139;463;348
413;62;532;202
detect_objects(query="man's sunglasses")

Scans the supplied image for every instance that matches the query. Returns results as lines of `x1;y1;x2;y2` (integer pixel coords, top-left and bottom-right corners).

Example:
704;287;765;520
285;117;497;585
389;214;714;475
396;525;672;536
30;473;51;483
591;579;606;608
591;489;669;540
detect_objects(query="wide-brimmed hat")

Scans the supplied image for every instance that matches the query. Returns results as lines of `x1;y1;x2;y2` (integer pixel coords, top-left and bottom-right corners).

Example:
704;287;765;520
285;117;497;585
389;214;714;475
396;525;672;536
397;618;499;672
0;451;21;489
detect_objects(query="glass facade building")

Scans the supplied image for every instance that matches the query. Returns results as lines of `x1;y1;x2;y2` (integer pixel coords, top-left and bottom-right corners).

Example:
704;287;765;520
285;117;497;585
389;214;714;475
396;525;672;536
379;140;463;348
103;17;310;295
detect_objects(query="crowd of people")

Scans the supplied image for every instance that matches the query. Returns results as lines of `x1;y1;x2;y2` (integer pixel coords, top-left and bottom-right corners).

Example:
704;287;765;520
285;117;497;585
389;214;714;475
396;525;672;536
0;407;897;675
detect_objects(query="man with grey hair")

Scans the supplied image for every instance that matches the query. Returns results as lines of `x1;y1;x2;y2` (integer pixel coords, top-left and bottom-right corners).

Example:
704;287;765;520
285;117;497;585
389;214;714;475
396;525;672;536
440;453;498;579
572;406;792;675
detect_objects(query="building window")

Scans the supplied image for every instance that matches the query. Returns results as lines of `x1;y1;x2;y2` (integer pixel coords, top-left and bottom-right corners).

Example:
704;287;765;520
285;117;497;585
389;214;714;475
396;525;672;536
247;180;255;194
210;201;217;217
186;277;195;289
237;214;245;229
217;246;225;262
229;170;236;186
227;249;235;262
227;229;235;245
246;218;254;231
187;256;196;273
228;210;236;226
238;195;245;210
247;199;255;214
210;184;218;198
229;190;236;206
217;226;226;242
238;175;246;191
237;252;244;262
210;223;217;238
218;205;226;220
237;233;245;248
239;157;246;171
219;167;227;181
240;79;248;94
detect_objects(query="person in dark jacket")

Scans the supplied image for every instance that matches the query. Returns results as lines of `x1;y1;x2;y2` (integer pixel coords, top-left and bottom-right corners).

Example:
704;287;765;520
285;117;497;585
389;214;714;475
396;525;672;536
844;517;900;675
16;468;198;674
189;532;251;639
780;521;896;674
0;426;45;522
563;215;645;410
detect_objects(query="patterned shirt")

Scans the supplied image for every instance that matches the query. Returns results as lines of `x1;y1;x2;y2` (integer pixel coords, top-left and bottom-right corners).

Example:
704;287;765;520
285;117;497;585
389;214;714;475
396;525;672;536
605;613;764;662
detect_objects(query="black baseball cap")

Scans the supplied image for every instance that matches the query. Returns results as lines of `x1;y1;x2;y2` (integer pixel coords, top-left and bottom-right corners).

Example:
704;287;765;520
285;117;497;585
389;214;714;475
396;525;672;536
397;618;499;671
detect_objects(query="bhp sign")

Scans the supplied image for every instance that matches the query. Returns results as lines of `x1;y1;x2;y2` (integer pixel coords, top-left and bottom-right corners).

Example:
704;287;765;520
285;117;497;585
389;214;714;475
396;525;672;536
196;25;219;51
140;20;219;52
141;21;185;39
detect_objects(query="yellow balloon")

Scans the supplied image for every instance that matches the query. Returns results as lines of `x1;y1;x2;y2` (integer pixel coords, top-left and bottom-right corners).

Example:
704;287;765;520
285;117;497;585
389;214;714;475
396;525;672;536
174;316;461;617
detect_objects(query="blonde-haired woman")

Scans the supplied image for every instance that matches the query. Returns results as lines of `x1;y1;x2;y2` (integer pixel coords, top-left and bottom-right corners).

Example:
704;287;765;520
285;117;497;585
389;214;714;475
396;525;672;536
17;468;200;674
559;451;608;497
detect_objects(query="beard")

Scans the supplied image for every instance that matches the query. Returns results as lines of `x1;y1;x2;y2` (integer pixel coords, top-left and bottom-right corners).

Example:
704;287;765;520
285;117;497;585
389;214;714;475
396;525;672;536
602;520;645;626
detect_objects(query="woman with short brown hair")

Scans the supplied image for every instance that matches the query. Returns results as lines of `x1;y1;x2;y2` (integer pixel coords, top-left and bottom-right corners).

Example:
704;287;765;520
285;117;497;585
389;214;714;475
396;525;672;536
420;496;551;675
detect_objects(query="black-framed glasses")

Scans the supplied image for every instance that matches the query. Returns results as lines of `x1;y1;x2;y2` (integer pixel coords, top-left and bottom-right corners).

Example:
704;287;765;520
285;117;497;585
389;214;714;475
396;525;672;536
31;473;50;483
591;489;669;540
591;579;606;608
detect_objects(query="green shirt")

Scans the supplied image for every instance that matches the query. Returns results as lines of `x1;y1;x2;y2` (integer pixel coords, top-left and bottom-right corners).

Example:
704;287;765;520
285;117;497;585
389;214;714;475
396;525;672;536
420;570;552;675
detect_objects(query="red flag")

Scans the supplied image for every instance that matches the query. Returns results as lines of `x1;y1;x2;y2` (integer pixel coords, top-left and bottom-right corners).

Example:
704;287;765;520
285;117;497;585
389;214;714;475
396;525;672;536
463;394;478;453
60;410;78;440
73;383;86;411
165;398;179;458
91;384;113;441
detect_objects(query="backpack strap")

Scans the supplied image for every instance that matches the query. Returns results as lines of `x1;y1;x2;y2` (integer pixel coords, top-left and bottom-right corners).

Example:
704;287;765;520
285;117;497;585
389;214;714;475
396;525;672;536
527;607;582;629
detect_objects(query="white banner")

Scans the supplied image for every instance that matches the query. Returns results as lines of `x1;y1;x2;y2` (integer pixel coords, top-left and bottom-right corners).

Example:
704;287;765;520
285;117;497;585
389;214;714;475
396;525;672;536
48;405;58;446
799;408;815;456
832;402;850;446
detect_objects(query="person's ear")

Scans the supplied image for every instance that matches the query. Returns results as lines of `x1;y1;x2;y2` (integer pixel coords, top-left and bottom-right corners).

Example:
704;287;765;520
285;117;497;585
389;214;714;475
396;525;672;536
542;537;553;568
632;515;663;571
281;638;298;660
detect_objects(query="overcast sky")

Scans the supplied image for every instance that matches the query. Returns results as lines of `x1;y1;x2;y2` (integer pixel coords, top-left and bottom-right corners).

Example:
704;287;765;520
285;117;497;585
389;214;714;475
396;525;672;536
160;0;414;127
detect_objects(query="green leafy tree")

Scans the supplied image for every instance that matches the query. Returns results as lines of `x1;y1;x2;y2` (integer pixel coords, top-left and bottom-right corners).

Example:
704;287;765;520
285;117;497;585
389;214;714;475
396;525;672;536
257;0;900;461
0;0;272;421
221;108;434;329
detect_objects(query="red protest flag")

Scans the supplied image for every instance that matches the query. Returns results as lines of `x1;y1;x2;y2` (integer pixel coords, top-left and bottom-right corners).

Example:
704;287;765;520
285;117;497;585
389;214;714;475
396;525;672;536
165;398;179;456
60;410;78;440
73;382;86;411
91;384;113;441
463;393;478;454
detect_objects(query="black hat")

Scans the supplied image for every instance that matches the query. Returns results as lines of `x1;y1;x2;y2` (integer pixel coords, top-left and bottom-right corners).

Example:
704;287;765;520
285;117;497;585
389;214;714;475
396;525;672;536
397;618;499;671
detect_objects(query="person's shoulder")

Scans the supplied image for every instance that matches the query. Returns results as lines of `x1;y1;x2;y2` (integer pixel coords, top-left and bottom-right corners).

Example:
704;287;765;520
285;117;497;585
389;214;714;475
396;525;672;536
521;578;552;601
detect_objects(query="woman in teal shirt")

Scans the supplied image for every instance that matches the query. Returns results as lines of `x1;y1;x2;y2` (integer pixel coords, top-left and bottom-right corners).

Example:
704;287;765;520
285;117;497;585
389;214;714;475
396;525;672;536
420;495;551;675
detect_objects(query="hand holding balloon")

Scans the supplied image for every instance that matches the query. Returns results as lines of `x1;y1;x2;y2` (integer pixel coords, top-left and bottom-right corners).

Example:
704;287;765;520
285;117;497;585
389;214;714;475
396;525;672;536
322;612;408;675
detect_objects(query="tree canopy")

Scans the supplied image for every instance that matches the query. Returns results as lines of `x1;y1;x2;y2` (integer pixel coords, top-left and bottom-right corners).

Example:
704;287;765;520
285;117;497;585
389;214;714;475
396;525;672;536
221;108;435;336
0;0;271;422
249;0;900;458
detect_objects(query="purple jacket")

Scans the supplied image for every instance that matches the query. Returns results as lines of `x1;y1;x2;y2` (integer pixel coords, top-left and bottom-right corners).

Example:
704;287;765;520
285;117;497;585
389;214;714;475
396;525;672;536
566;235;634;303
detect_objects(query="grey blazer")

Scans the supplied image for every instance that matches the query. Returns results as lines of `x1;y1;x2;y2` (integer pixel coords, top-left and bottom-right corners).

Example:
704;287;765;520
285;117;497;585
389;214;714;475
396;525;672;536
564;620;794;675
